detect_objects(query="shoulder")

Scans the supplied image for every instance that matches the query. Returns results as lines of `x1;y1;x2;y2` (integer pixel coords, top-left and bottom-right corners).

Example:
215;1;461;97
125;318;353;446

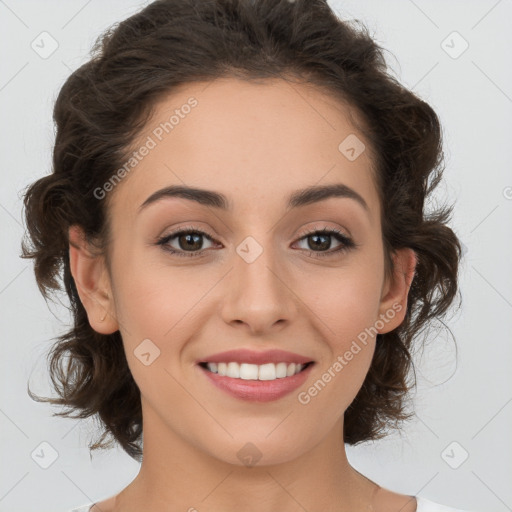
416;496;474;512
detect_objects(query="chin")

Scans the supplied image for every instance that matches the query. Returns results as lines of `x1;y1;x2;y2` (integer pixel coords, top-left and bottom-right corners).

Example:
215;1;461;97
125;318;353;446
206;432;313;469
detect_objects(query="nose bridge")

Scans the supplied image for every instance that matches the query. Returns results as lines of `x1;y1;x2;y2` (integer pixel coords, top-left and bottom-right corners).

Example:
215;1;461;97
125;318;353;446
220;232;295;333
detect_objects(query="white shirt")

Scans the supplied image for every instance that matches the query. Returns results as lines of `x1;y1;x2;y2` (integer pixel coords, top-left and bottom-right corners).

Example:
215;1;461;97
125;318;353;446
416;496;471;511
68;496;473;511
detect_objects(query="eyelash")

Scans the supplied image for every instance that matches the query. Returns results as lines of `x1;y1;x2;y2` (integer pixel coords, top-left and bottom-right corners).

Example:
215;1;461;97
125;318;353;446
155;225;356;260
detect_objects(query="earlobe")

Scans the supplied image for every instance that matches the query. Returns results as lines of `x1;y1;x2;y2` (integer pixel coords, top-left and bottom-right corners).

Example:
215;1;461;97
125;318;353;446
377;248;417;334
68;225;118;334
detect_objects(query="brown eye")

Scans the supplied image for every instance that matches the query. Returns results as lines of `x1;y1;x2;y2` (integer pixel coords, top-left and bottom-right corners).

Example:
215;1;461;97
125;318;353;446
156;228;217;257
294;228;355;259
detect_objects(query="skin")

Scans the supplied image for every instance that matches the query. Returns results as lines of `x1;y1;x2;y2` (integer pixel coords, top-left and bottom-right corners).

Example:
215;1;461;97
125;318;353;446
69;77;418;512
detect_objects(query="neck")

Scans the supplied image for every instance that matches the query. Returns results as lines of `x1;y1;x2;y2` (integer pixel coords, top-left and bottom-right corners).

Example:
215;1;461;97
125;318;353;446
113;403;380;512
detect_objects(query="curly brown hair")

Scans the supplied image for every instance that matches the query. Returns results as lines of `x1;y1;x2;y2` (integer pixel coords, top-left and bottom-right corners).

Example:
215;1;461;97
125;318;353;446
21;0;461;463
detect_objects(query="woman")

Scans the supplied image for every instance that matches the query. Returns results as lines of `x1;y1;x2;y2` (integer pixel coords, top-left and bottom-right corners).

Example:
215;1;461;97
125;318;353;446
22;0;468;510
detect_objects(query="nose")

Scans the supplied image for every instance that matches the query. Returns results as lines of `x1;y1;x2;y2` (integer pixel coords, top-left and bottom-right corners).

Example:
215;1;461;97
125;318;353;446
220;236;297;336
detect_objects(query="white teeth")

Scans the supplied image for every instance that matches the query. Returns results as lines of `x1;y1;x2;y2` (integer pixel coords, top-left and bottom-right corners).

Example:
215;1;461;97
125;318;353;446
217;362;227;376
286;363;296;377
240;363;259;380
204;361;308;380
226;362;239;378
258;363;276;380
276;362;287;378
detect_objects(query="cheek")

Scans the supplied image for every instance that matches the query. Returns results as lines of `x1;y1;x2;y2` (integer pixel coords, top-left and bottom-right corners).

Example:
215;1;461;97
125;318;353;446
107;251;207;395
305;259;384;347
297;255;384;396
112;250;203;340
295;278;381;431
109;250;233;388
109;260;205;412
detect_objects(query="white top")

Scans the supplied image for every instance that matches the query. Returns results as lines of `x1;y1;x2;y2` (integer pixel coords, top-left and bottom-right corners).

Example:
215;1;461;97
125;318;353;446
68;496;473;511
416;496;472;511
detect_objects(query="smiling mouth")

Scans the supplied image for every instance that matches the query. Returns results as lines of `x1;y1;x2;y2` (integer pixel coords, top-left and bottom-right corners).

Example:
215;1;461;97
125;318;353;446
198;361;314;381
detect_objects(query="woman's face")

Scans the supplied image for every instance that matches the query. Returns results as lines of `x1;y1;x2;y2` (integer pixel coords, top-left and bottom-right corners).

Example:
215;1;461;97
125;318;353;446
74;77;414;467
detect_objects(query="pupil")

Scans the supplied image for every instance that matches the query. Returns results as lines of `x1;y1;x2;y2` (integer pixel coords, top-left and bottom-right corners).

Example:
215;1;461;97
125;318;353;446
310;234;330;251
181;233;202;251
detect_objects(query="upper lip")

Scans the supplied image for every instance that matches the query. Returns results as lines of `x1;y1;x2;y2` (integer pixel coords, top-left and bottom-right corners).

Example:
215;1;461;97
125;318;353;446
197;349;314;365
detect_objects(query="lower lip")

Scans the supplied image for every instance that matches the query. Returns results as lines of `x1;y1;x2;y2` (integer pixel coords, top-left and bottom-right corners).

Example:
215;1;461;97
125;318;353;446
199;363;314;402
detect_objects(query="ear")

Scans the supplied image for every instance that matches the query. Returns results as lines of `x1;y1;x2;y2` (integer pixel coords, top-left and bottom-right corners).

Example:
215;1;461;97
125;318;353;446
68;225;119;334
377;247;417;334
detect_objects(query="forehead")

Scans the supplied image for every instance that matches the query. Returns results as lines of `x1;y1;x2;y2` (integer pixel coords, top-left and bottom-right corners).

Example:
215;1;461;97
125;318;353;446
108;77;379;222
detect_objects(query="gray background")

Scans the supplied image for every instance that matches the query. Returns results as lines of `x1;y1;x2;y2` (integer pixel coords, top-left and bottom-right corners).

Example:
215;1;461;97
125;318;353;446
1;1;511;511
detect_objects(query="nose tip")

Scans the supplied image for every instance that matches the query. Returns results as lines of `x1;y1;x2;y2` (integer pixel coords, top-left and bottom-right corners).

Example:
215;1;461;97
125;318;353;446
221;239;295;335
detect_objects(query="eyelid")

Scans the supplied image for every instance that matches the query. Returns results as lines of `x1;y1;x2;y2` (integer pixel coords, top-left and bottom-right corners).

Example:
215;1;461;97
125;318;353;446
158;223;217;241
297;224;351;239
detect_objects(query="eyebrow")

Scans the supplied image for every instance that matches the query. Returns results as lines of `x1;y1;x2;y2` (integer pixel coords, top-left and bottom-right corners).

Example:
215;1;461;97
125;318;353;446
138;183;369;213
